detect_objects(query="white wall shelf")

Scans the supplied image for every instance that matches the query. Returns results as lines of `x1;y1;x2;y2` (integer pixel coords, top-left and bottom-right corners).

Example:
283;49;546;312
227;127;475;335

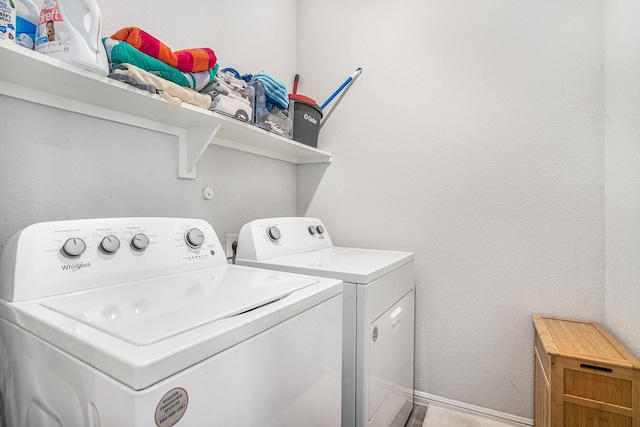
0;40;332;179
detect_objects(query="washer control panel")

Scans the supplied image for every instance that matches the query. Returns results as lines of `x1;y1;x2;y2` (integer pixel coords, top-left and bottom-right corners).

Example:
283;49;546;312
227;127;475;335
237;217;333;261
0;218;226;302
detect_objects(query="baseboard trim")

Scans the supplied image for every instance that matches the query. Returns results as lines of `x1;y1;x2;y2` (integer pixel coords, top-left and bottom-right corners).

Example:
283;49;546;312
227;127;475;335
413;391;533;426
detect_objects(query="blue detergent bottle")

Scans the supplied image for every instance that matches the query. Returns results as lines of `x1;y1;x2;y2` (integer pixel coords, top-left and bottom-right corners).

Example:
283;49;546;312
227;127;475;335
15;0;38;49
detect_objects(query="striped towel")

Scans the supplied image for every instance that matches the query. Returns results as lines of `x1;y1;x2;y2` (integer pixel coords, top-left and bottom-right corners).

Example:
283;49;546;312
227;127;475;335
103;38;219;91
111;27;217;73
252;72;289;110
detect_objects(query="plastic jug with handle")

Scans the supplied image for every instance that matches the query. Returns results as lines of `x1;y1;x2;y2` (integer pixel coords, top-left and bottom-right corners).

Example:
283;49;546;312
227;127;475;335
0;0;17;43
16;0;38;49
35;0;108;76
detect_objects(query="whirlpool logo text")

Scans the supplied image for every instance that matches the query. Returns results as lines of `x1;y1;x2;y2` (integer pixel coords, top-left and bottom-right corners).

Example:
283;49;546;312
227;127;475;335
60;261;91;272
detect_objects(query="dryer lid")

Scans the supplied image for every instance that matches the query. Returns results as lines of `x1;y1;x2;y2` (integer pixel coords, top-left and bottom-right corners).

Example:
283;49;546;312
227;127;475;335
252;247;414;284
40;265;318;345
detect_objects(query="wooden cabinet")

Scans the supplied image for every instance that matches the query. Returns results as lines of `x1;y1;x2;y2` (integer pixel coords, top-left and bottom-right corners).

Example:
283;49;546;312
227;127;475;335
532;314;640;427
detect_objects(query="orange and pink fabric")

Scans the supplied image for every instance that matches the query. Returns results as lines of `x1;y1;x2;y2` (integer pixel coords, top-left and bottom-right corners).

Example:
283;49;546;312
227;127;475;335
111;27;217;73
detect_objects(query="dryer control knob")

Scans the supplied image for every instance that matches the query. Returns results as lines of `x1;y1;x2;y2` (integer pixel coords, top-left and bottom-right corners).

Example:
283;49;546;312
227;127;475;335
316;225;325;235
267;226;281;242
99;235;121;254
308;226;317;235
185;228;205;249
130;233;150;251
61;238;86;258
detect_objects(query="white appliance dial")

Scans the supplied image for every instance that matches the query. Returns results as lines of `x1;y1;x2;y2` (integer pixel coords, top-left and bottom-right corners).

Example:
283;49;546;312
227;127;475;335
99;235;121;254
61;238;86;257
130;233;150;251
316;225;325;235
267;226;281;242
185;228;205;249
308;226;317;235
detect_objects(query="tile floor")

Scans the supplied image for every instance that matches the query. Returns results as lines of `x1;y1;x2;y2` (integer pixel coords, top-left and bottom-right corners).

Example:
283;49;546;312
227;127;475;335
421;404;521;427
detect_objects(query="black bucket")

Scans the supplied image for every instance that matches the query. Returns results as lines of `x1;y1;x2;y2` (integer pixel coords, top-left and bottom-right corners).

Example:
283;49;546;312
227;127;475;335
289;95;323;148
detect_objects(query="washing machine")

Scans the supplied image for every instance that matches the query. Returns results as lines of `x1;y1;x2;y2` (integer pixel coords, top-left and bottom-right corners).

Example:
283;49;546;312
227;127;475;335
236;217;415;427
0;217;343;427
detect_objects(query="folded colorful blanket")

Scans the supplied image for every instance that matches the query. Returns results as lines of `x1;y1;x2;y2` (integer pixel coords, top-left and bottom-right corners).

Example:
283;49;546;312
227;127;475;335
104;38;218;91
251;72;289;111
111;27;217;73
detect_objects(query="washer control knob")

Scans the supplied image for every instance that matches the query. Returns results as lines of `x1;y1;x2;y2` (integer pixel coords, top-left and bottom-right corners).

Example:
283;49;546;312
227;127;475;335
308;226;317;235
267;226;281;242
130;233;150;251
185;228;205;249
61;238;86;258
99;235;121;254
316;225;325;235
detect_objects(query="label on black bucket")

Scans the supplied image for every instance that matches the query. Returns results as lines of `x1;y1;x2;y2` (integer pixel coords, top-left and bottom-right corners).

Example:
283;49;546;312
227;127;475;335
303;112;318;125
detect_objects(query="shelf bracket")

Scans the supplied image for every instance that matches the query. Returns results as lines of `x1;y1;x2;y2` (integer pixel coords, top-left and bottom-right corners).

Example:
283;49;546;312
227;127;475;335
0;42;332;180
0;79;218;180
178;124;222;179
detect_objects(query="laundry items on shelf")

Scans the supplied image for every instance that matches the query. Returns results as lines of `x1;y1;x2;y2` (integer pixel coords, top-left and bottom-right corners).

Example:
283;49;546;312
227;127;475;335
102;27;293;136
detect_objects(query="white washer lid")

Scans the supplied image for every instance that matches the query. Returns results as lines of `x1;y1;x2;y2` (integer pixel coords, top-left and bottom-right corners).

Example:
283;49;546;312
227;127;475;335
2;263;342;391
41;265;319;345
243;247;414;284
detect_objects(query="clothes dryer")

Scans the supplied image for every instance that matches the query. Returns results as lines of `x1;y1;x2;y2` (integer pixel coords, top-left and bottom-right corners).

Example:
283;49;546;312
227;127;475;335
236;217;415;427
0;217;343;427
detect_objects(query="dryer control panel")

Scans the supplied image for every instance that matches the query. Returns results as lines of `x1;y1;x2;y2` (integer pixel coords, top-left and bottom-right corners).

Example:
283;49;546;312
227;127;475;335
236;217;334;261
0;218;227;301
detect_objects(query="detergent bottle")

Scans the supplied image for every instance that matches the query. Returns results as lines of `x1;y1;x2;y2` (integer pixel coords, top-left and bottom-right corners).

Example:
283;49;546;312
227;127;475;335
35;0;108;76
15;0;38;49
0;0;17;43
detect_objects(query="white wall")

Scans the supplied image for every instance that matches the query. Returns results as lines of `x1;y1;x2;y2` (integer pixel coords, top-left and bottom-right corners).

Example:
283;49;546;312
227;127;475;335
604;2;640;357
5;0;638;423
297;0;605;419
0;0;299;250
